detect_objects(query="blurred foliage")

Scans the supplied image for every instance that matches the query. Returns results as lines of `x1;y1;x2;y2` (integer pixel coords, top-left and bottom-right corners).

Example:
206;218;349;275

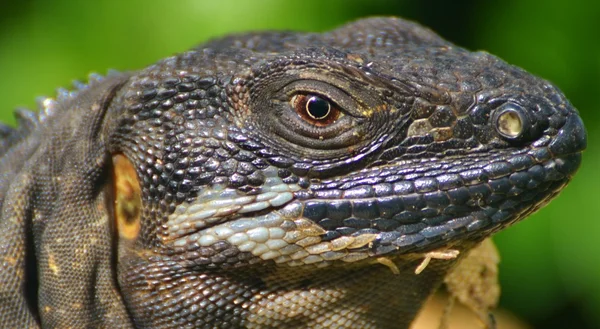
0;1;598;328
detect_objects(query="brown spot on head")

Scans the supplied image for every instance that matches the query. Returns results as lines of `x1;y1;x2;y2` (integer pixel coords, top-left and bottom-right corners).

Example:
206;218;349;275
48;253;59;275
112;153;142;241
3;256;17;266
407;119;433;137
346;53;364;64
360;104;389;118
431;127;453;141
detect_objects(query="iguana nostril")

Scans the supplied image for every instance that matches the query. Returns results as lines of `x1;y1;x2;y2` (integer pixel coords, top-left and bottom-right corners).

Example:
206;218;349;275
493;103;529;140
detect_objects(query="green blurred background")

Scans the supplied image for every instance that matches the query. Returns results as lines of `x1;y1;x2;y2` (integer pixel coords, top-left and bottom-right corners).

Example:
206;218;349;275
1;1;598;328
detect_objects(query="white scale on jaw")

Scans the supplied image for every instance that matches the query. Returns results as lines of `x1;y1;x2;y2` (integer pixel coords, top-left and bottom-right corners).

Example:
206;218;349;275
167;166;300;237
166;166;382;267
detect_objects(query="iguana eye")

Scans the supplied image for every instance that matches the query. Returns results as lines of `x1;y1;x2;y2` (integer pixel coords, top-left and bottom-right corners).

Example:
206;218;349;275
291;94;341;126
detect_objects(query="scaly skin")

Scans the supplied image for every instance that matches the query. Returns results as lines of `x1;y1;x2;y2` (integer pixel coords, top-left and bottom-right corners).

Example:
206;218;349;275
0;17;586;328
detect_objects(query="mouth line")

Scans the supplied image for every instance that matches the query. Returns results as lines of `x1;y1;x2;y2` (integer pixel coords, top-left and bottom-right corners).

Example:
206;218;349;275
157;146;581;270
548;114;587;156
300;151;579;256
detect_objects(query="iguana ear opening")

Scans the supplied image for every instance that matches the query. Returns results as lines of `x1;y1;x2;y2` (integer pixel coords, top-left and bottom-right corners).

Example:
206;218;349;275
111;153;142;241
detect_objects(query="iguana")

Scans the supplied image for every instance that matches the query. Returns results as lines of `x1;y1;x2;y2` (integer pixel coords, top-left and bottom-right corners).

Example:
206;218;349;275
0;17;586;328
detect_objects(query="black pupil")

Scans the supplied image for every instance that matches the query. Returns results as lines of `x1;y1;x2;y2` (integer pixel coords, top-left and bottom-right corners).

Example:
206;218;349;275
306;96;330;119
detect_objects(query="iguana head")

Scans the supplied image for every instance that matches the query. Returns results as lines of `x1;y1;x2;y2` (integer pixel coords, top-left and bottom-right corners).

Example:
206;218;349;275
102;17;585;328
